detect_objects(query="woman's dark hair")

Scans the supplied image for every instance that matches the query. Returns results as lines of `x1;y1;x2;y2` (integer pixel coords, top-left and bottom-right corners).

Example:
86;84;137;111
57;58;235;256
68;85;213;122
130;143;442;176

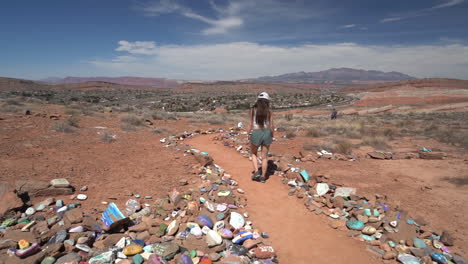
253;98;270;126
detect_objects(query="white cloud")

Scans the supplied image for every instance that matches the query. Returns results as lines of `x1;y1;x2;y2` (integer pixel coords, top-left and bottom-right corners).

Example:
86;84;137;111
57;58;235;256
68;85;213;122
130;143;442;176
381;0;465;23
432;0;465;9
142;0;244;35
89;41;468;80
340;24;356;29
115;40;157;54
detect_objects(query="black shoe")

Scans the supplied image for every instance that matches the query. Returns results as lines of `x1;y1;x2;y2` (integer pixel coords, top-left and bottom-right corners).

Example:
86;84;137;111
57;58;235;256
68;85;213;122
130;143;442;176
252;170;262;181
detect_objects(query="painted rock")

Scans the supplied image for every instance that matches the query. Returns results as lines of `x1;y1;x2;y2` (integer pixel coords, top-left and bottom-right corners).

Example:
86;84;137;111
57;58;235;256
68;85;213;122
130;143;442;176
316;183;329;196
149;254;166;264
178;254;194;264
206;230;223;247
35;203;46;211
41;256;56;264
431;252;448;264
50;178;70;188
213;221;225;232
69;226;84;233
15;243;40;258
25;207;36;216
133;254;144;264
152;242;180;260
190;225;203;237
232;231;253;244
216;204;227;212
362;226;377;235
123;244;143;256
229;212;245;229
77;194;88;200
253;246;276;259
346;219;364;230
89;251;115;264
167;220;179;236
18;239;30;249
397;253;420;264
219;228;233;239
413;237;427;249
197;215;214;229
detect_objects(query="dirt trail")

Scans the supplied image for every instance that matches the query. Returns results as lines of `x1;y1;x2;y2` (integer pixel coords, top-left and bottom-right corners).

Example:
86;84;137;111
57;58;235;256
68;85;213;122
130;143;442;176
188;135;381;264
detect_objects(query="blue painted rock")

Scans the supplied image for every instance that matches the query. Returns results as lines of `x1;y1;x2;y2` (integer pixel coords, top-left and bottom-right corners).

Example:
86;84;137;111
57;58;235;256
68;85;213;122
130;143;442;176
346;219;364;230
197;215;214;229
431;252;448;264
232;231;253;244
178;254;194;264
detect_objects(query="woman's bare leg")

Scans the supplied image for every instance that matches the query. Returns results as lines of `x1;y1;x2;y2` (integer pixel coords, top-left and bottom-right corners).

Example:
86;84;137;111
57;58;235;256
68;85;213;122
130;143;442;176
250;143;259;173
261;145;270;179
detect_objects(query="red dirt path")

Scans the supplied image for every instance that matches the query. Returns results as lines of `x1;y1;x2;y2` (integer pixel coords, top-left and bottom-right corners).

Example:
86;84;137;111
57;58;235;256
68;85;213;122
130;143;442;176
187;135;382;264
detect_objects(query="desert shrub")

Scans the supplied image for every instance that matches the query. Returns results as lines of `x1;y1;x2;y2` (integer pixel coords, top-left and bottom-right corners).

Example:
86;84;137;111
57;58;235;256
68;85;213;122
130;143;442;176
121;114;143;126
303;143;317;151
52;122;74;133
5;99;22;105
101;131;116;143
383;128;396;139
305;128;321;137
285;114;293;121
66;116;80;128
0;104;20;113
285;131;297;139
121;123;137;132
64;109;80;116
333;139;353;154
362;136;390;150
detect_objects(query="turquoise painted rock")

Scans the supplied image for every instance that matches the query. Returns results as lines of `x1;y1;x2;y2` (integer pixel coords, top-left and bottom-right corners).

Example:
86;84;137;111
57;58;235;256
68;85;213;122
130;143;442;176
413;237;427;248
346;219;364;230
216;213;225;220
133;254;144;264
361;234;376;241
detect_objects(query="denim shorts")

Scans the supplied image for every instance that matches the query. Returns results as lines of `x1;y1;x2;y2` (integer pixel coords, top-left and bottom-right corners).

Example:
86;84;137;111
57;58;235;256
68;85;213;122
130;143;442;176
250;128;272;146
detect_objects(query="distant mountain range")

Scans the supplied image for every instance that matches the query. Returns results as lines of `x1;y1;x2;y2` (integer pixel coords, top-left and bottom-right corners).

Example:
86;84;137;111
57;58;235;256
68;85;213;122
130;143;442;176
41;76;181;88
246;68;416;83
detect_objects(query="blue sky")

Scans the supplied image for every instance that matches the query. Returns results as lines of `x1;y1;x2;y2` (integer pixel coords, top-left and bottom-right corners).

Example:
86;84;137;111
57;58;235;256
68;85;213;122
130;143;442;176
1;0;467;80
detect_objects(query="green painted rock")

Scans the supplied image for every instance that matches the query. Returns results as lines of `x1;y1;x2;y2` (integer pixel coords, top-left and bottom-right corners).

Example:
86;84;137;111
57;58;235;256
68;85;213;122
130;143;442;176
156;224;168;237
41;256;56;264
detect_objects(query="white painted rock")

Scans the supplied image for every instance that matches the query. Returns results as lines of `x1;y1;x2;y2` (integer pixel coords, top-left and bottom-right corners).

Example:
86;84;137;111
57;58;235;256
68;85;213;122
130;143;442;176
206;230;222;247
229;212;245;229
77;194;87;200
316;183;329;196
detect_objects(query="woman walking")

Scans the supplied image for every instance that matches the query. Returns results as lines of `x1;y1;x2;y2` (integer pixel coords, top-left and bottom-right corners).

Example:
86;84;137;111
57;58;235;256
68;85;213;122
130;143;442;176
247;92;274;182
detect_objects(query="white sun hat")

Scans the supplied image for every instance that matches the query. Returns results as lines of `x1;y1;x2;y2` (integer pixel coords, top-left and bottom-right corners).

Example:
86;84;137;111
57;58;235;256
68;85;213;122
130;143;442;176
257;92;270;100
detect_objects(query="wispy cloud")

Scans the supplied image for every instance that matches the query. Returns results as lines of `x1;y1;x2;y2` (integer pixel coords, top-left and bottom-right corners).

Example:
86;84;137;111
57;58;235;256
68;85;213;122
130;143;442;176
381;0;465;23
340;24;356;29
90;40;468;80
142;0;243;35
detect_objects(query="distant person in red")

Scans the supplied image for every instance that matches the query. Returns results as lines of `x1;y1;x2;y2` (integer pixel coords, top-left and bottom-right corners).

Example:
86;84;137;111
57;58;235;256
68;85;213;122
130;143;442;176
331;108;338;120
247;92;274;182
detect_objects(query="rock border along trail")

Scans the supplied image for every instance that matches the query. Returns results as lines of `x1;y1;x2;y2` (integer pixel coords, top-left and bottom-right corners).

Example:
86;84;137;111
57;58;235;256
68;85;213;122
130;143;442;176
188;135;381;264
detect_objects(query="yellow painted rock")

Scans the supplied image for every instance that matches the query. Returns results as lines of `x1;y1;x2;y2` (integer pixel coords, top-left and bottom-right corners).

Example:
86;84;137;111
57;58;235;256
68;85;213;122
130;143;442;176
123;244;143;256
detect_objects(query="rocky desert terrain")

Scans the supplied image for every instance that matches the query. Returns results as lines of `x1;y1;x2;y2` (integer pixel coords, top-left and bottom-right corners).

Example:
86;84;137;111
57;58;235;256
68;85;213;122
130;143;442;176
0;77;467;264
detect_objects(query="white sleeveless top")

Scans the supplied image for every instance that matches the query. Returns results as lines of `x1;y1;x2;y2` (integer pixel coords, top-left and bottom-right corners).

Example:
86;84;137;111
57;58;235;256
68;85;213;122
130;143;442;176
253;108;270;127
